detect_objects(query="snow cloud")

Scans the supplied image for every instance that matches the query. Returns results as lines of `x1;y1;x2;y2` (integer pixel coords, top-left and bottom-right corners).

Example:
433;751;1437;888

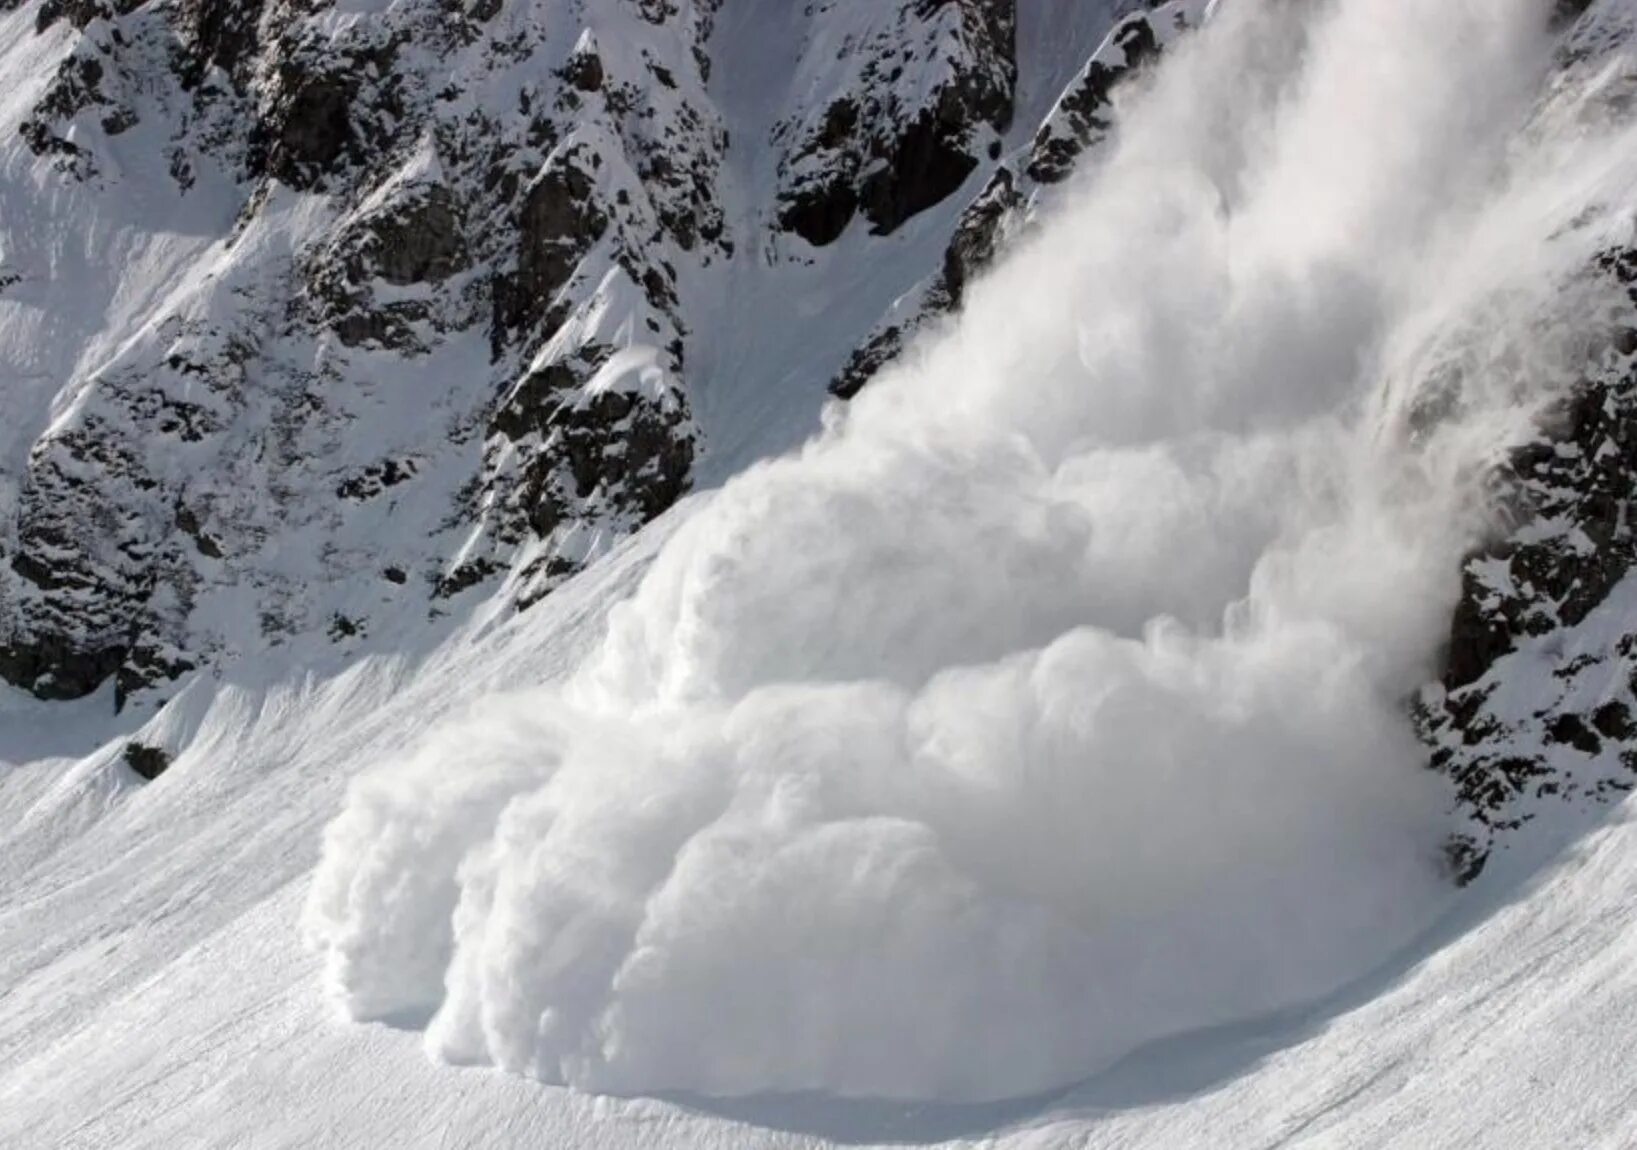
308;0;1637;1102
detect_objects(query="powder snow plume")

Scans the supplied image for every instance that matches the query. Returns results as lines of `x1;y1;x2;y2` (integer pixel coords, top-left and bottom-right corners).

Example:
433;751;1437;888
307;0;1637;1102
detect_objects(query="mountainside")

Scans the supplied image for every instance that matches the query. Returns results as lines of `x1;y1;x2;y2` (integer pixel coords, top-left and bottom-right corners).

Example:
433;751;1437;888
8;0;1637;1145
0;0;1210;710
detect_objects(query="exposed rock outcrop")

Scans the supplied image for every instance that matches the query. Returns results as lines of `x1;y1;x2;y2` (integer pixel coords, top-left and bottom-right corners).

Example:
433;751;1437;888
0;0;1214;708
1419;247;1637;881
831;0;1209;399
773;0;1017;246
832;166;1021;398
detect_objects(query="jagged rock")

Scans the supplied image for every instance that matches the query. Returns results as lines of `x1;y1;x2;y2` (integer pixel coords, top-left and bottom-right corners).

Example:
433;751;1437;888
337;460;418;502
118;641;197;709
367;186;470;286
1419;245;1637;879
833;1;1206;399
254;67;358;189
483;338;694;571
36;0;123;33
299;178;473;351
563;33;605;93
773;0;1016;245
175;0;266;87
832;166;1020;397
0;0;1181;708
856;87;996;236
122;741;172;780
1547;712;1603;755
0;631;128;702
21;49;112;170
1028;1;1201;184
433;556;499;600
500;150;608;340
938;164;1019;303
1592;699;1635;740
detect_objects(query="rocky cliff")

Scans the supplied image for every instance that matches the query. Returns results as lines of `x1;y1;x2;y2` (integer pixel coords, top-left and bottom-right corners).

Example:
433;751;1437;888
0;0;1184;707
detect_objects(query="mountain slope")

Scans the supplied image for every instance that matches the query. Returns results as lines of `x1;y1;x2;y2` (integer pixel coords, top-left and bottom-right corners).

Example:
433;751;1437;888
3;568;1635;1148
7;0;1637;1145
0;0;1171;709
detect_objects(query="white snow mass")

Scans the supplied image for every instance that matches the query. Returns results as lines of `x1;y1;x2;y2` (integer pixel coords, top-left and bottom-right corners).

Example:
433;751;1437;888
307;0;1637;1102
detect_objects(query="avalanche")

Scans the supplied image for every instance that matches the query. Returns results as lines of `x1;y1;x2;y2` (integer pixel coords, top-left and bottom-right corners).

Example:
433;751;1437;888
5;0;1637;1146
307;0;1637;1105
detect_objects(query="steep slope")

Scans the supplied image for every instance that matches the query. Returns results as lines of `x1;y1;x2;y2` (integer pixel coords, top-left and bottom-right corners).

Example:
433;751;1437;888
0;0;1170;711
833;0;1210;398
1419;3;1637;878
3;560;1636;1149
0;0;729;707
7;0;1637;1145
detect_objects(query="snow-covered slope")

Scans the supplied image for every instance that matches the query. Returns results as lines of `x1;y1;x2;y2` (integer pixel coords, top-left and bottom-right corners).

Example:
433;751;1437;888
0;0;1168;710
9;0;1637;1145
4;572;1636;1148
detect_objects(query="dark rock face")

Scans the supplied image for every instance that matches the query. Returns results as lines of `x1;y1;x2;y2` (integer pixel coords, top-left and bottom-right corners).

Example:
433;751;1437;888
0;0;1202;706
483;346;694;581
774;0;1016;246
367;187;469;287
563;38;605;93
117;643;197;710
1419;248;1637;881
831;322;910;402
337;459;418;502
778;174;859;249
937;164;1018;303
302;179;475;352
857;86;987;235
0;632;128;702
21;45;116;174
175;0;268;87
252;66;359;190
494;361;693;535
122;741;172;780
498;151;609;339
35;0;128;33
1441;380;1637;690
2;404;162;701
831;0;1209;401
1028;9;1162;185
832;166;1020;398
776;98;861;244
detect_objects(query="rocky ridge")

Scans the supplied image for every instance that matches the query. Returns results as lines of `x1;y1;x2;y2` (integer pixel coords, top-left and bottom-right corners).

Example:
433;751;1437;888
0;0;1174;707
831;0;1208;399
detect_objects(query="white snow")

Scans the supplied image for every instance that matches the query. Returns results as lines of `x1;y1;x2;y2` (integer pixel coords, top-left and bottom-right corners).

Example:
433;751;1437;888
6;578;1637;1146
6;0;1637;1144
305;0;1637;1106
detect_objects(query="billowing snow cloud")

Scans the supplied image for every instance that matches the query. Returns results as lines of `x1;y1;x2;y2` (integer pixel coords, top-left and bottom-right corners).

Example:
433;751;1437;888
307;0;1637;1102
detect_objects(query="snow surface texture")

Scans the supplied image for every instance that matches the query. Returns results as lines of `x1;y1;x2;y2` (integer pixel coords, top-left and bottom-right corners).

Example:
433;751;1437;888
0;0;1073;709
8;534;1637;1150
308;0;1637;1103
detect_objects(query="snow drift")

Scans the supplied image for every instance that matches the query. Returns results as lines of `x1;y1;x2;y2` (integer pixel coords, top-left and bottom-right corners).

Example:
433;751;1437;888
308;0;1637;1102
